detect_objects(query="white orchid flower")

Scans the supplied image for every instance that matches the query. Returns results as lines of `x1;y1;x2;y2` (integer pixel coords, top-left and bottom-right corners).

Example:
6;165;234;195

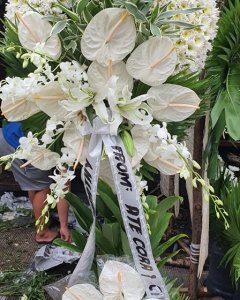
17;11;62;60
81;8;136;66
126;37;177;86
63;261;145;300
147;84;200;122
17;144;60;170
88;61;133;102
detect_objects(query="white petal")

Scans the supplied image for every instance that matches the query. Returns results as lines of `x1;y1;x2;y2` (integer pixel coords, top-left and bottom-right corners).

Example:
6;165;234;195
62;284;103;300
18;11;62;60
81;8;136;66
1;98;40;121
144;156;182;175
131;126;150;167
126;37;177;86
33;81;67;120
99;260;145;300
147;84;200;122
27;147;60;170
121;103;153;126
88;61;133;99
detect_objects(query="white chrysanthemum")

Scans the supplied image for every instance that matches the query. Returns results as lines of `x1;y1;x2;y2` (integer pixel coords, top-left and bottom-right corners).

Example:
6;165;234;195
5;0;70;20
158;0;219;72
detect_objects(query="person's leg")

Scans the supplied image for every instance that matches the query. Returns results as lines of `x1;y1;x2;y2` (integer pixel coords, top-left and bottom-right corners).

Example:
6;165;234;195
28;188;59;243
57;198;71;242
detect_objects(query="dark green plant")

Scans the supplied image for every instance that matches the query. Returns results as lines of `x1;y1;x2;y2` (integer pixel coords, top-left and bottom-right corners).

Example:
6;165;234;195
205;0;240;179
54;179;186;269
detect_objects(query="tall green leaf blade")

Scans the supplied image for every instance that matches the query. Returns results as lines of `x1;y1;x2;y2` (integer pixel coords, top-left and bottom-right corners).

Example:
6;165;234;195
225;64;240;140
153;234;187;258
150;213;172;249
102;222;121;250
71;229;87;252
53;238;81;253
96;228;117;254
121;230;132;256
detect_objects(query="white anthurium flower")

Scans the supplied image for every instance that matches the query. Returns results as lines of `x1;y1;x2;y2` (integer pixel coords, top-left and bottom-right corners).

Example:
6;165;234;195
81;8;136;66
62;123;88;167
17;145;60;170
17;11;62;60
99;260;146;300
147;84;200;122
144;142;184;175
33;81;68;120
126;36;177;86
0;76;42;121
62;283;103;300
87;61;133;101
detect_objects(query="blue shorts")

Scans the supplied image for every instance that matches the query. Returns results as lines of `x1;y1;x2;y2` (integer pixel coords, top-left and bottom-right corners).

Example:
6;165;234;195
0;129;53;191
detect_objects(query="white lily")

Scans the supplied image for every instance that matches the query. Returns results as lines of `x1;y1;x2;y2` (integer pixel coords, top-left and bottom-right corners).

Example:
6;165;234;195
59;87;95;117
88;61;133;101
17;11;62;60
81;8;136;66
147;84;200;122
94;76;152;135
126;37;177;86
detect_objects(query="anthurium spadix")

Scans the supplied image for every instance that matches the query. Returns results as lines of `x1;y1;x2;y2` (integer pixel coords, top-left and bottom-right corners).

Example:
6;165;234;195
99;260;146;300
81;8;136;66
126;37;177;86
87;61;133;101
147;84;200;122
17;11;62;60
62;283;103;300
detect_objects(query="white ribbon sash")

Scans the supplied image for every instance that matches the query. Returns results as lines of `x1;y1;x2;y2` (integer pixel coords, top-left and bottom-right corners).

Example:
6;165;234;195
69;119;169;299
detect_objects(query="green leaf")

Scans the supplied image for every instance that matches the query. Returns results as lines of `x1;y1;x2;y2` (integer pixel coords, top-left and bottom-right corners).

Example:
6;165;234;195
76;0;89;15
124;2;148;23
65;192;93;232
156;196;182;218
50;20;68;36
71;229;87;252
53;238;81;253
150;213;173;249
156;7;202;20
121;230;132;256
96;195;115;221
225;64;240;140
211;89;227;128
86;105;95;126
153;234;187;258
146;195;158;210
98;190;123;227
157;250;181;269
150;23;161;36
96;227;117;254
98;179;118;205
102;222;121;250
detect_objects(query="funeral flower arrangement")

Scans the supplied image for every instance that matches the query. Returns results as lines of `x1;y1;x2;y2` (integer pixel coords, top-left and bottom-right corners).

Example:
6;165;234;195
0;0;222;299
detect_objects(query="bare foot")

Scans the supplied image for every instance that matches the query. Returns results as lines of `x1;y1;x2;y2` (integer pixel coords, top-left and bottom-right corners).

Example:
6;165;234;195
35;228;59;243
